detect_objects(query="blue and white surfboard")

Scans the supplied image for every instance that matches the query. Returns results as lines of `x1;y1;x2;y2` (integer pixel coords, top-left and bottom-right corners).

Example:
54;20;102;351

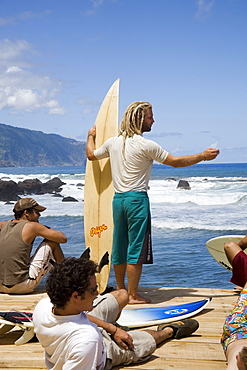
117;298;211;328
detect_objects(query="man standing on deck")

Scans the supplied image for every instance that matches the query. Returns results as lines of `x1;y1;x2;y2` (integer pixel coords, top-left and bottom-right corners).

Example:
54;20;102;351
0;197;66;294
87;101;219;304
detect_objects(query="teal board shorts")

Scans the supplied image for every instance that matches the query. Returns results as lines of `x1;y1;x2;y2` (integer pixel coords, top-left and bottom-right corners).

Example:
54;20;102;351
111;191;153;265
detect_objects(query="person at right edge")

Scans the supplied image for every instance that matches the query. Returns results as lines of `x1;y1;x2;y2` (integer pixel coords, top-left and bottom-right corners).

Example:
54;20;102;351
221;239;247;369
86;101;220;304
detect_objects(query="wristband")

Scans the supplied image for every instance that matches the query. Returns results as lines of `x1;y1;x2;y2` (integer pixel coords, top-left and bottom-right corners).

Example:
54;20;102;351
111;326;117;336
88;134;95;138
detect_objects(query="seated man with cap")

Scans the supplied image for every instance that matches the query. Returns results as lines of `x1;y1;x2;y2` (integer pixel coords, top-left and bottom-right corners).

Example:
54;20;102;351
0;197;67;294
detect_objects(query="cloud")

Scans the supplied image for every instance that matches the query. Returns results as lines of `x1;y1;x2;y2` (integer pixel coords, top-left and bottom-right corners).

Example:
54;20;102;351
210;141;218;148
0;39;34;68
0;39;66;115
84;0;104;15
0;10;51;27
147;131;182;138
90;0;104;7
46;100;66;115
0;16;15;26
78;96;100;115
84;0;118;16
195;0;214;19
169;147;184;154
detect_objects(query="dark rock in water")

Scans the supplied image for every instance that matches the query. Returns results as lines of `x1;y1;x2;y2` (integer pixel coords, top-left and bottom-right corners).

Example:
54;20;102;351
52;193;63;197
166;177;176;181
0;176;66;202
42;177;65;193
17;178;43;195
0;180;20;201
4;201;14;205
177;179;191;190
76;183;84;187
62;196;78;202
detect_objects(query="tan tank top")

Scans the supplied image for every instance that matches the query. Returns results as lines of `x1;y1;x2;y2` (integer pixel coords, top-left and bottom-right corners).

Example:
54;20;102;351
0;220;32;285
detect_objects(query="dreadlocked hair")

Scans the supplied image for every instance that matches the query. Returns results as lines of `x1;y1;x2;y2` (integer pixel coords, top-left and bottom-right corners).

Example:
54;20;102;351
118;101;152;138
118;101;152;160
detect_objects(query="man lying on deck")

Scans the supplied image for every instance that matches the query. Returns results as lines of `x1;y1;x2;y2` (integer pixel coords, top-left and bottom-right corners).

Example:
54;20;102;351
33;257;199;370
0;197;66;294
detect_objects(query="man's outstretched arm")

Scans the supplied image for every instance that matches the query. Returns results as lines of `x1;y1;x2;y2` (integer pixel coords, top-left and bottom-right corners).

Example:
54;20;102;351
163;148;219;168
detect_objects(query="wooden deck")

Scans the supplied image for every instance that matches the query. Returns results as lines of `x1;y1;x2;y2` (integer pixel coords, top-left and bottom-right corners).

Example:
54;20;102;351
0;286;238;370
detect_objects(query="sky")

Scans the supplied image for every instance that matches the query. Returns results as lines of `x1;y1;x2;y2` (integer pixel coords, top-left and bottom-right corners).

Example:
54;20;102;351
0;0;246;163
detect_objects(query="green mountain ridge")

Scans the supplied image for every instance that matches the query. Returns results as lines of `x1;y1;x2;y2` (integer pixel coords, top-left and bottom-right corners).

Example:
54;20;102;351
0;123;86;167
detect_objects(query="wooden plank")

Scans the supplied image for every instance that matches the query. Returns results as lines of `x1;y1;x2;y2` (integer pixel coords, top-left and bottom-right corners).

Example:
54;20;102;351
114;359;227;370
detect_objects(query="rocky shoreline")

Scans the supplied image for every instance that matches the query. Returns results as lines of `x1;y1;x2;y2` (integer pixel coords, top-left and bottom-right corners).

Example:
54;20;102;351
0;176;191;205
0;177;79;203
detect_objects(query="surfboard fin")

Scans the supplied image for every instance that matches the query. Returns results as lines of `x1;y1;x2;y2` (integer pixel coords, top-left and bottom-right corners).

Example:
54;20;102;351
0;311;35;345
15;327;35;345
80;247;91;260
0;322;15;334
97;251;109;272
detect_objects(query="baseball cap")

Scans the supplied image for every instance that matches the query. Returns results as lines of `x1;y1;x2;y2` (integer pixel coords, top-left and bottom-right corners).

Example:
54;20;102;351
13;198;46;212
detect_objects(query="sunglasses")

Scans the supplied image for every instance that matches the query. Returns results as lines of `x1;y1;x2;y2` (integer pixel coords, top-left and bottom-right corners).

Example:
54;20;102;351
87;285;98;295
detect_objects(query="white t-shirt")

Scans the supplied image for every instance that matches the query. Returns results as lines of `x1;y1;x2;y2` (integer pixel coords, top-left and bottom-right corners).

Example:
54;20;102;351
94;134;168;193
33;297;106;370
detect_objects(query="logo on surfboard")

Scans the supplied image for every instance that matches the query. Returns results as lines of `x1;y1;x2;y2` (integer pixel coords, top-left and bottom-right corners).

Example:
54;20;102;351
164;309;188;315
90;224;108;238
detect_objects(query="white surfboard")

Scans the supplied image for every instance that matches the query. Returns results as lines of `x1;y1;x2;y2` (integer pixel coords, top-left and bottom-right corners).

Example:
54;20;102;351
206;235;246;271
0;299;210;344
84;79;119;293
117;298;211;328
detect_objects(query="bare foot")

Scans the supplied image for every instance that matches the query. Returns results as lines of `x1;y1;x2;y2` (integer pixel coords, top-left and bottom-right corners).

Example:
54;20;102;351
128;293;151;304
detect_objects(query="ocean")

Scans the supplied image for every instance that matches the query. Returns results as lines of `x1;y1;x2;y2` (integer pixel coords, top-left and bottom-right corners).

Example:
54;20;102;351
1;162;247;290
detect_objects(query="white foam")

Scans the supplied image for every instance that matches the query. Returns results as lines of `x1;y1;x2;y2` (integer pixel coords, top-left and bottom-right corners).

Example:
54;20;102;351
1;169;247;231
